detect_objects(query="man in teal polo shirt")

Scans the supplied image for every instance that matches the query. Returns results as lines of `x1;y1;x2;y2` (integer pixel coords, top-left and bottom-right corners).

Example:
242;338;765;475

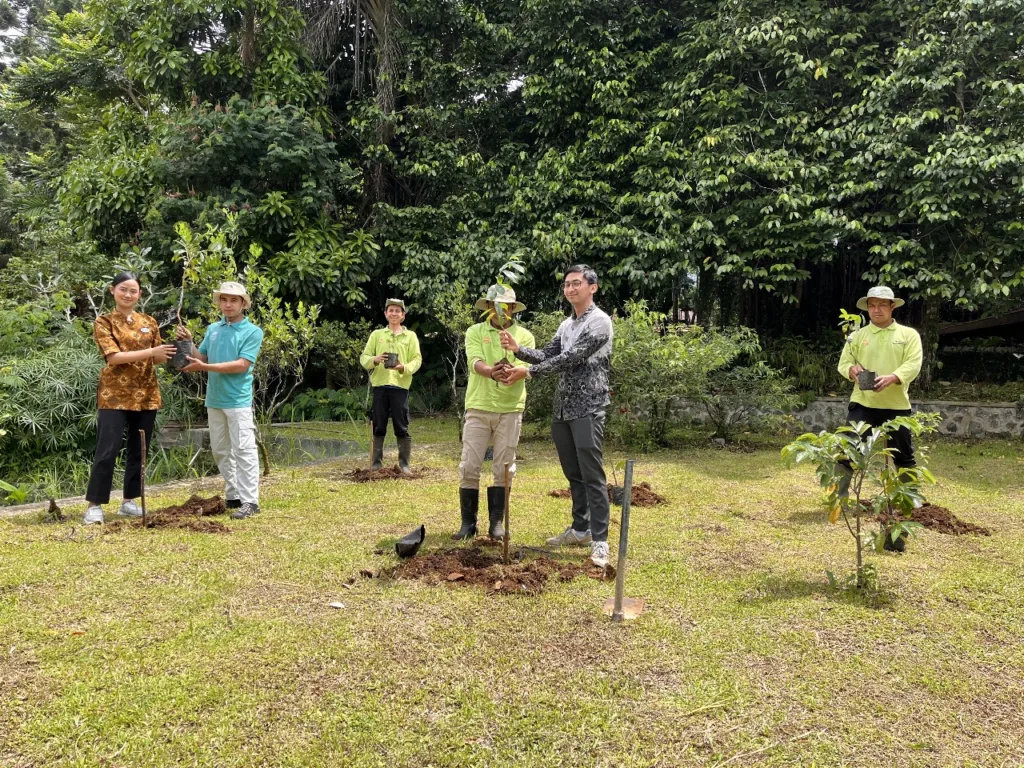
836;286;924;502
452;285;536;540
177;281;265;519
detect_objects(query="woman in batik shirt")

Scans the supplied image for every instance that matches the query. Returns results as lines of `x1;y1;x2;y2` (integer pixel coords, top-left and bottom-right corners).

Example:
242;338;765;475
82;273;177;524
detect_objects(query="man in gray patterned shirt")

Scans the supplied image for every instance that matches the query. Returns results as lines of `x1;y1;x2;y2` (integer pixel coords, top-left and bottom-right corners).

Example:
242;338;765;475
499;265;614;568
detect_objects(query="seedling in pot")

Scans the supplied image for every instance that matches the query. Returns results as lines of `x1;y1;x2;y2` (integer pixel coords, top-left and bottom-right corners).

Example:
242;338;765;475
480;255;527;388
168;217;239;369
839;309;875;390
169;223;199;370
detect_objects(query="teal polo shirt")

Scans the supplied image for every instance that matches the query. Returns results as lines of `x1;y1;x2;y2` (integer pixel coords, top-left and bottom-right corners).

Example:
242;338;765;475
198;316;264;409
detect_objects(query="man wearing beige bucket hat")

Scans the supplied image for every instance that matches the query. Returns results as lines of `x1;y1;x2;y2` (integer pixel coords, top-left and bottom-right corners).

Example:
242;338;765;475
835;286;924;502
451;285;536;540
176;280;265;519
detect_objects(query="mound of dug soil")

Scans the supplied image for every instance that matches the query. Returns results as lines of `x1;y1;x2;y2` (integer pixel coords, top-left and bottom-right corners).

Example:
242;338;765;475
344;466;426;482
879;504;991;536
549;482;667;507
388;544;613;595
106;495;230;534
625;482;667;507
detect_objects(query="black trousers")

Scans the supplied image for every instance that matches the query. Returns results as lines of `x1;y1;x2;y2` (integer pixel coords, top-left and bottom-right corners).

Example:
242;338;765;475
371;386;410;439
85;409;158;505
551;411;610;543
845;402;916;470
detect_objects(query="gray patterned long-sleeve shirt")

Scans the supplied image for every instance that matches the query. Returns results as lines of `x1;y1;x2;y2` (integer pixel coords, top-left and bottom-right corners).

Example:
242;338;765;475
517;303;613;421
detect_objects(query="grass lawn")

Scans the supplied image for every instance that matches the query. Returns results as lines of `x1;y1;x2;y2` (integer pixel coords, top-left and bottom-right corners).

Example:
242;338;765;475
2;419;1022;767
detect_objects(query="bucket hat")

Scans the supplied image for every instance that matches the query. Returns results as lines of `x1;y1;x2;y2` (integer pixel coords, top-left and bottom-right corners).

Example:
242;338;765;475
856;286;905;311
474;284;526;314
213;281;251;309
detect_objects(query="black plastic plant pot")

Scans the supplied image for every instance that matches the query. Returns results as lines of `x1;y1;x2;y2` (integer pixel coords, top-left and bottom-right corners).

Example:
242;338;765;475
169;339;192;370
384;352;400;369
395;524;425;558
857;369;877;391
608;485;626;506
883;527;907;553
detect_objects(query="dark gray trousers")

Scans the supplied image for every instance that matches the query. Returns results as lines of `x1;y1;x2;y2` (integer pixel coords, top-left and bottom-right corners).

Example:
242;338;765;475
551;411;609;543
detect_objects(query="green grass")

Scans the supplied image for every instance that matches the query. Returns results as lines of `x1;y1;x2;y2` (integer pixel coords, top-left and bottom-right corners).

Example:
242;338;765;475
2;421;1022;767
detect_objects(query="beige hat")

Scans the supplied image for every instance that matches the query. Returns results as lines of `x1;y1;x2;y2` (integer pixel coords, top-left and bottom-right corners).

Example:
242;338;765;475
213;281;251;309
856;286;905;311
475;284;526;314
384;298;407;312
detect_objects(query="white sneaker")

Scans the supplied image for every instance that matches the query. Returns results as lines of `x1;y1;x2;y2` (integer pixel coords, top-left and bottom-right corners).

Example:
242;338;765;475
590;541;611;569
118;500;143;517
546;527;592;547
83;505;104;525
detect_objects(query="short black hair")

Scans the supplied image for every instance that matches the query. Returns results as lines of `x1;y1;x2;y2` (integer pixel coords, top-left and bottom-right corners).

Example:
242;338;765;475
111;271;140;288
565;264;598;285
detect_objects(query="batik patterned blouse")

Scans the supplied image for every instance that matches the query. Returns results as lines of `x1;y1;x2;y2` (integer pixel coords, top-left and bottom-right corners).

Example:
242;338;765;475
94;312;163;411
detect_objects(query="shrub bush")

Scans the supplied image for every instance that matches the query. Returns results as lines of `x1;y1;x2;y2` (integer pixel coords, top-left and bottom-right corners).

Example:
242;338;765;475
278;388;365;422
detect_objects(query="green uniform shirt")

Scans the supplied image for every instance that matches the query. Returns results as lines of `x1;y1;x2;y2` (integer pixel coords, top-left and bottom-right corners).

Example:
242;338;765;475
360;327;422;389
837;320;923;410
464;321;536;413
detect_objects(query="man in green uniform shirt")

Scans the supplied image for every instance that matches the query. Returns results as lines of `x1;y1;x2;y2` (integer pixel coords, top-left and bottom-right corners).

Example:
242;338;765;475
360;299;422;474
452;286;536;540
836;286;924;500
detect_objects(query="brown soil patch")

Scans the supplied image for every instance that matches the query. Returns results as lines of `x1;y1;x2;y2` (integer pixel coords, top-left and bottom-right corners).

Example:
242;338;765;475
344;466;426;482
878;504;991;536
106;495;230;534
627;482;667;507
388;544;613;595
550;483;667;507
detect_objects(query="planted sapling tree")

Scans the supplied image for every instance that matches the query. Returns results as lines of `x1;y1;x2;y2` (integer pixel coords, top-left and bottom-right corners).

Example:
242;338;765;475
608;460;627;505
782;412;940;589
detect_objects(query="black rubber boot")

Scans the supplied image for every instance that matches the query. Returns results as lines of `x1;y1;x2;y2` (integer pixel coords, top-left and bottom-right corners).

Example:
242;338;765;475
397;437;412;475
487;486;506;539
452;488;479;540
371;436;384;470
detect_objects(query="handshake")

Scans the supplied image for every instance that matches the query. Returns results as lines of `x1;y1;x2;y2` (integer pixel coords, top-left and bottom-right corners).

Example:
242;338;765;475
489;330;529;385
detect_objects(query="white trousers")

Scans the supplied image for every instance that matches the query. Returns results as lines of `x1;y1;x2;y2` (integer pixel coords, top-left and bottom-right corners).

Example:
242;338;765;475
207;407;260;504
458;410;523;489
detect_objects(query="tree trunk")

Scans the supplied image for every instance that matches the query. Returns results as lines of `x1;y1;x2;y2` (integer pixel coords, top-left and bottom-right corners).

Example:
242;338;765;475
696;268;716;327
239;3;258;70
918;296;941;391
371;0;397;206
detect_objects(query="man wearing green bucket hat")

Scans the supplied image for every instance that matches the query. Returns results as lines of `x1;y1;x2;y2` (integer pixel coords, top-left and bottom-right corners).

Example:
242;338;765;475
835;286;924;504
360;298;422;473
451;285;535;540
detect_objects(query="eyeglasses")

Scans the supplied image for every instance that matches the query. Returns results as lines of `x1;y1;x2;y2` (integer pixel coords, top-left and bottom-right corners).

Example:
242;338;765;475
562;280;587;289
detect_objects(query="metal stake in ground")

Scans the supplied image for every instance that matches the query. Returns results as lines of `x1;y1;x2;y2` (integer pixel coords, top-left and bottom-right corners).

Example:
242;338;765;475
503;462;511;565
138;429;147;526
604;459;645;621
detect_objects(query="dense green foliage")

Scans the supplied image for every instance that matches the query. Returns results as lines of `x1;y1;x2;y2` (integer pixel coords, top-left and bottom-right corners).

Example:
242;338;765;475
5;0;1023;320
